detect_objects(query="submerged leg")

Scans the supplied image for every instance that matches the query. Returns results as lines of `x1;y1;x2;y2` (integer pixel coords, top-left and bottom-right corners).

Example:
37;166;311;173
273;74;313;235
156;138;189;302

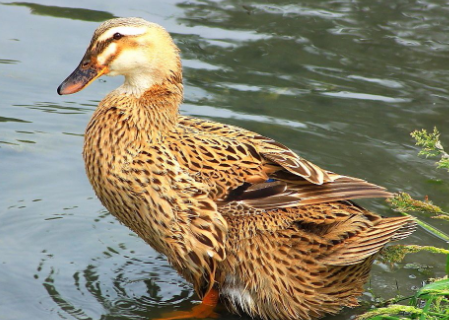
154;288;219;320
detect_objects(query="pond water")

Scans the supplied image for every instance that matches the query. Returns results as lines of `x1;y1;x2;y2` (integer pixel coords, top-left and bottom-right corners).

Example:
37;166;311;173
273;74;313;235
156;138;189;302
1;1;449;319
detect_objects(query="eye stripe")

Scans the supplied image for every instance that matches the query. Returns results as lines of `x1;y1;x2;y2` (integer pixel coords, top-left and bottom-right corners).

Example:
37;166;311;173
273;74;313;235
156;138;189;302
97;26;147;42
97;42;118;65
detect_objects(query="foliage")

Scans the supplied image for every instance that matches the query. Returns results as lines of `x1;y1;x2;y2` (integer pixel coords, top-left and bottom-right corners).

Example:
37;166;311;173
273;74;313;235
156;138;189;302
380;245;449;265
389;192;448;221
389;192;449;239
358;278;449;320
411;127;449;172
358;128;449;320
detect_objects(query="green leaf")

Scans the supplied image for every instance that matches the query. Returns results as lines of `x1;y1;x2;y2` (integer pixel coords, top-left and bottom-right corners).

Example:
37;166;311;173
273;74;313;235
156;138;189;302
416;279;449;299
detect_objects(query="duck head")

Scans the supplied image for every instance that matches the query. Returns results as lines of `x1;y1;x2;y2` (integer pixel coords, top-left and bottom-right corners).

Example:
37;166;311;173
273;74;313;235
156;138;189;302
57;17;181;96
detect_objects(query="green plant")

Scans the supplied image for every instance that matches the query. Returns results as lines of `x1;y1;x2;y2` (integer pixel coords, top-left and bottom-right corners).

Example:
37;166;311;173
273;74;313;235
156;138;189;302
357;278;449;320
358;129;449;320
411;127;449;172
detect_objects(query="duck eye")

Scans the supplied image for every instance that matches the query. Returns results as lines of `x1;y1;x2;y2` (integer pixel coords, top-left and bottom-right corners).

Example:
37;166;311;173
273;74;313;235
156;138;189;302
113;32;123;40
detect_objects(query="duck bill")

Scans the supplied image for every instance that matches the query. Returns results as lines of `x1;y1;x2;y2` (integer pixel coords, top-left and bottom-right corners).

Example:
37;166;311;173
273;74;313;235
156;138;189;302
57;63;108;95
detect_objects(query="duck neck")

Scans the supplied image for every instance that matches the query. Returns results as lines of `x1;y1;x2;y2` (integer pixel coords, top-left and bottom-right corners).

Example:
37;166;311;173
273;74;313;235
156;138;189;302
101;70;183;139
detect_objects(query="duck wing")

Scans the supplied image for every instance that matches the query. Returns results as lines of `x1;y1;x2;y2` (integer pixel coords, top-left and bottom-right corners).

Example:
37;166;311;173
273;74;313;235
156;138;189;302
174;116;391;209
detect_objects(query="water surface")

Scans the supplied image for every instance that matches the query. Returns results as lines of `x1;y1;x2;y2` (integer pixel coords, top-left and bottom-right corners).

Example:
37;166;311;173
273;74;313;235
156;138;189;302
1;1;449;319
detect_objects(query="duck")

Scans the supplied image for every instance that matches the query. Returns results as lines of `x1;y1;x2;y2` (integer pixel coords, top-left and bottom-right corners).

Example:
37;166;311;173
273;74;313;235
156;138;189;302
57;17;416;320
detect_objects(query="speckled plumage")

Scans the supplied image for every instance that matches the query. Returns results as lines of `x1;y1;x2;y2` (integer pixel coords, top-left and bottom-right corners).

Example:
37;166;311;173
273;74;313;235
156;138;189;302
59;17;416;320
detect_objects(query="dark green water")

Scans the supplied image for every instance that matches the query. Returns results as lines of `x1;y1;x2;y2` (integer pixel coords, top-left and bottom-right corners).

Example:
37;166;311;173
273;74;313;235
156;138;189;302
1;1;449;319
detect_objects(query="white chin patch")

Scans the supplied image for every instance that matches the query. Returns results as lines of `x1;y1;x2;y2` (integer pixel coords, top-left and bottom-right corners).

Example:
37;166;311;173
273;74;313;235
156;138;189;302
97;26;147;42
97;42;117;66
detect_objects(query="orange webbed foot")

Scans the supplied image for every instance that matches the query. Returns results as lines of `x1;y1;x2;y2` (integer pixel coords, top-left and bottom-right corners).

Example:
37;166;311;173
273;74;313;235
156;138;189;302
154;288;219;320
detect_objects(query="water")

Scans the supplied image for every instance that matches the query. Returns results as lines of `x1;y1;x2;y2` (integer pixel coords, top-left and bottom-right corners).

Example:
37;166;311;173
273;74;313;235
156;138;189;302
1;1;449;319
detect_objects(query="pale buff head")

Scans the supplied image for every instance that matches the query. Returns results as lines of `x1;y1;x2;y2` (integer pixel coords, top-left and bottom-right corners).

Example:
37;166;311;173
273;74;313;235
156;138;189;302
58;17;181;96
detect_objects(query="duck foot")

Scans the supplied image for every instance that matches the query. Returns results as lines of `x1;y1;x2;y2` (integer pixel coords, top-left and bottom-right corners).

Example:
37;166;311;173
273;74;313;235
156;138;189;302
154;288;219;320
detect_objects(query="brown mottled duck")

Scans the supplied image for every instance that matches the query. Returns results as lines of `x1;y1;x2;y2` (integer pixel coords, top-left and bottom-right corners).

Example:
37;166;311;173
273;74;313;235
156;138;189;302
57;17;416;320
